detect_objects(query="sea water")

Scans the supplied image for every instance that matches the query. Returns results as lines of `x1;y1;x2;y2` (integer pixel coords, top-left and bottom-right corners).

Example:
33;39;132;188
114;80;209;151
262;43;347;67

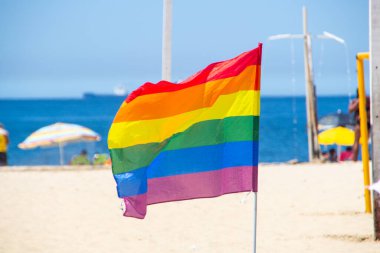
0;96;351;165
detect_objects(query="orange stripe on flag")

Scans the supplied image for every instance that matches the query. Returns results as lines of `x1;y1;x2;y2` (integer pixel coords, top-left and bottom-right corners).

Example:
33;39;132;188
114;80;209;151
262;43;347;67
114;65;259;122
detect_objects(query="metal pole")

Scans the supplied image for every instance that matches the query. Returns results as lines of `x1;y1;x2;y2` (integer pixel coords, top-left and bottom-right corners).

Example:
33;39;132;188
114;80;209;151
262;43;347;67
162;0;172;81
356;52;371;213
370;0;380;239
269;10;343;162
253;192;257;253
59;143;64;165
302;6;320;161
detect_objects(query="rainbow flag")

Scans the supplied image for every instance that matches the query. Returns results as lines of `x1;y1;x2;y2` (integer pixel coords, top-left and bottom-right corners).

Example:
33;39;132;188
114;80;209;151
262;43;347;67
108;44;262;218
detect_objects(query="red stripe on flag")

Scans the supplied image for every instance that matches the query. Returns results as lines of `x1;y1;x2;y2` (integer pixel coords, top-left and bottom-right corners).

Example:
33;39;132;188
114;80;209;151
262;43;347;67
126;45;262;103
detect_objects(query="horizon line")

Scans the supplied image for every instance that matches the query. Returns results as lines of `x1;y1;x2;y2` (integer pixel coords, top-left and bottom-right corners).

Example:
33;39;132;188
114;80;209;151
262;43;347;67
0;94;355;100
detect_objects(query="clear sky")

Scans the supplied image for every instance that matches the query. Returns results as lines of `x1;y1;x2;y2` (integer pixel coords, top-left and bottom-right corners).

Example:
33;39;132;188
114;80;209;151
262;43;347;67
0;0;369;98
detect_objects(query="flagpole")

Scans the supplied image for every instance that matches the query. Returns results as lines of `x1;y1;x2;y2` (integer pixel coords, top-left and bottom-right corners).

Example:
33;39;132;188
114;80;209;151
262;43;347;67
252;43;261;253
253;192;257;253
162;0;172;81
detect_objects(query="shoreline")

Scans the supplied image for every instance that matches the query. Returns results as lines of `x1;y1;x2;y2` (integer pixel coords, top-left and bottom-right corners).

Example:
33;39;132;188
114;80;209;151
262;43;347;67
0;160;349;171
0;165;111;172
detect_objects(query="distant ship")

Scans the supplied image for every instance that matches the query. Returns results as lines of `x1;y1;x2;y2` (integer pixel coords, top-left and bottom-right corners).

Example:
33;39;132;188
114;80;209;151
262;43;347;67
83;85;128;99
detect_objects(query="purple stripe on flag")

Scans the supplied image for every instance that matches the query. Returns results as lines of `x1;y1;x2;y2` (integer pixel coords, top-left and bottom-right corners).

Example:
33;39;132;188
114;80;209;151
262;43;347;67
122;166;257;218
123;194;147;219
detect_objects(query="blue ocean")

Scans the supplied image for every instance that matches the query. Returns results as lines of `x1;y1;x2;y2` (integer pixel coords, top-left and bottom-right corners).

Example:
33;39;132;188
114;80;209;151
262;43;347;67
0;96;352;165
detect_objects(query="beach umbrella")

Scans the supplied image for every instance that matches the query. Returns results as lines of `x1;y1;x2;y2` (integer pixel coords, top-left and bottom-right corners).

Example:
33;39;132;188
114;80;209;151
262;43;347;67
369;180;380;194
318;126;354;146
18;122;101;165
318;126;355;161
0;128;8;136
318;112;355;131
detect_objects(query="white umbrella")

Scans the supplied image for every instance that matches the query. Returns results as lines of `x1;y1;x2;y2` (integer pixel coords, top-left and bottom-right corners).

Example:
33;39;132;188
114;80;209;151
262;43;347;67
0;128;8;136
368;180;380;194
18;122;101;165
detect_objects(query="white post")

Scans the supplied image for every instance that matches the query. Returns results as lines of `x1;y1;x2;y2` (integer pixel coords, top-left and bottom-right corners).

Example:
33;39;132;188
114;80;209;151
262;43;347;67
253;192;257;253
303;6;313;161
302;6;320;161
162;0;172;81
370;0;380;239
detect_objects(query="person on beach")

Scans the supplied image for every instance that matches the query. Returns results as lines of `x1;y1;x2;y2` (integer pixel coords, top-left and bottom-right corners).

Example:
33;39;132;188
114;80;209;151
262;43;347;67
328;148;337;162
92;152;110;165
70;149;90;165
339;146;353;161
321;151;329;162
0;123;9;166
349;91;370;161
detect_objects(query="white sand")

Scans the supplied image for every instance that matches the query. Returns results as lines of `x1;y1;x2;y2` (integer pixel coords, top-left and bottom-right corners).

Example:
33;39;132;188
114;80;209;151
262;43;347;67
0;162;379;253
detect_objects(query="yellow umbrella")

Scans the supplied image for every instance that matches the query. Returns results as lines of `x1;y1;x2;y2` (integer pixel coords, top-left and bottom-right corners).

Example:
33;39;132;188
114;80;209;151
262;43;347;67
318;126;354;146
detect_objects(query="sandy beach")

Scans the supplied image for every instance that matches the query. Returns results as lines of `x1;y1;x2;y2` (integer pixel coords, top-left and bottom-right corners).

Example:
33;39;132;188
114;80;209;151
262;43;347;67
0;162;378;253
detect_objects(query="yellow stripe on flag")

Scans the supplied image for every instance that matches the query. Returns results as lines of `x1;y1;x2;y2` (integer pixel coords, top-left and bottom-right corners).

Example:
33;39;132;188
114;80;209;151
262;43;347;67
108;90;260;149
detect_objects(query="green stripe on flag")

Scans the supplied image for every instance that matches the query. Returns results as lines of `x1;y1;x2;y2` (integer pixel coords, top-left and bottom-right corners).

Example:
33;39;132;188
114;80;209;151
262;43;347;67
110;115;259;175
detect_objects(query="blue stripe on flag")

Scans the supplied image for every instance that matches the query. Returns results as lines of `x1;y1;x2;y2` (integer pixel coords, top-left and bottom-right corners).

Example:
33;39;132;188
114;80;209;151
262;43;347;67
114;141;258;197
